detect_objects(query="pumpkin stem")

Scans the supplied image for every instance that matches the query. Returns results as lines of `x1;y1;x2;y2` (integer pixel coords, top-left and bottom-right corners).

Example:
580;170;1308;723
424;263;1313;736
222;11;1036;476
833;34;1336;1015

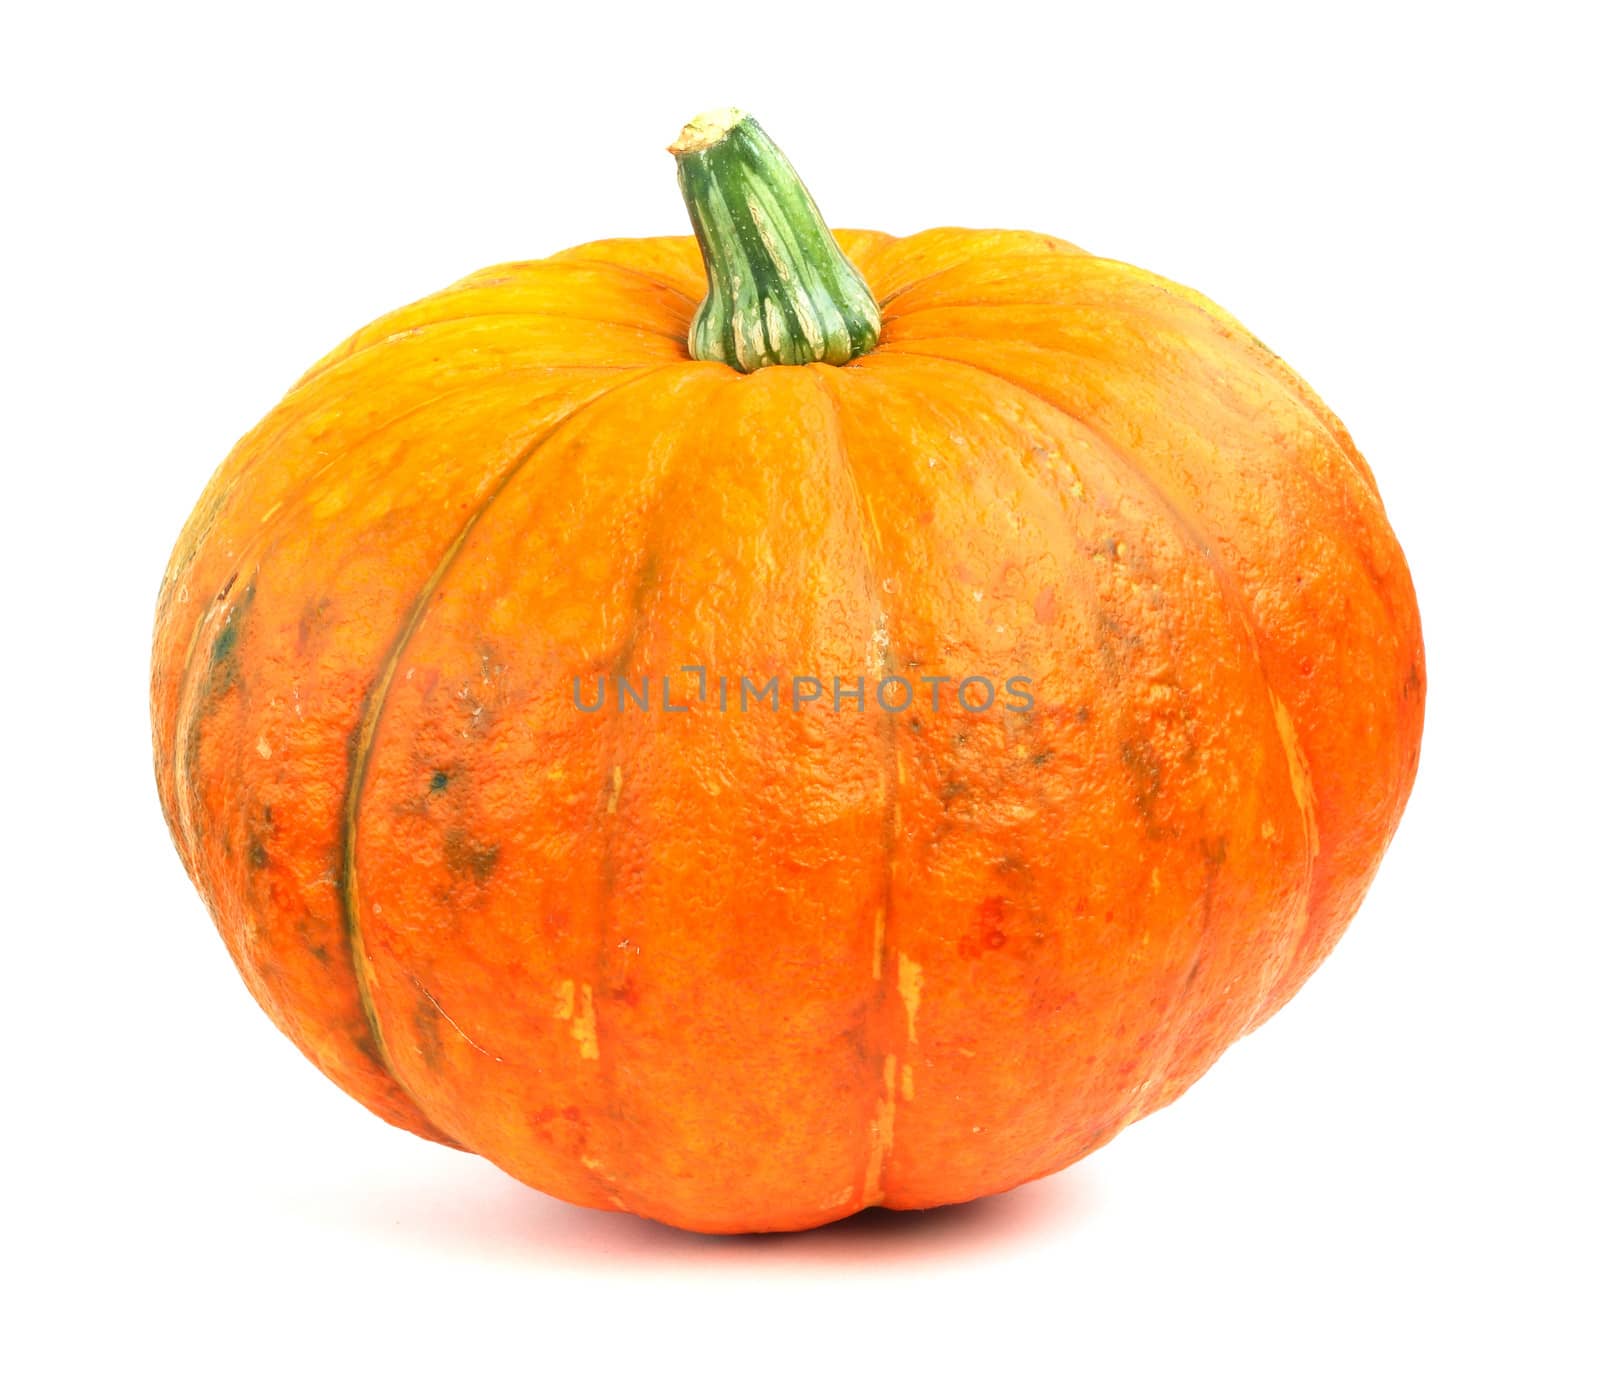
670;109;880;372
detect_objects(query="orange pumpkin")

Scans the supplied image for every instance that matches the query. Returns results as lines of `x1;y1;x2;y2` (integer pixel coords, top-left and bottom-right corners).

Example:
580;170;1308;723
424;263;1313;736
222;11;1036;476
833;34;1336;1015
151;110;1424;1233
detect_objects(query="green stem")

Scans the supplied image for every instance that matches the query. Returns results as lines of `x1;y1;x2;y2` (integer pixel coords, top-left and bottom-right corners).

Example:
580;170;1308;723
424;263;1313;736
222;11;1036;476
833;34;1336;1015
670;109;881;372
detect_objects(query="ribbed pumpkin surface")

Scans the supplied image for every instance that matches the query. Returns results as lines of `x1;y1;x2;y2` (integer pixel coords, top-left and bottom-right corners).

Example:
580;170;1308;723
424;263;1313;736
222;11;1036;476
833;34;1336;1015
151;228;1423;1232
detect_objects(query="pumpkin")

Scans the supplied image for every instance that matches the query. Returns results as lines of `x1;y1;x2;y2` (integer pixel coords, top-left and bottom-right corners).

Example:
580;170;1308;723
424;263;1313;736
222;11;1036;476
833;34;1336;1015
151;109;1424;1234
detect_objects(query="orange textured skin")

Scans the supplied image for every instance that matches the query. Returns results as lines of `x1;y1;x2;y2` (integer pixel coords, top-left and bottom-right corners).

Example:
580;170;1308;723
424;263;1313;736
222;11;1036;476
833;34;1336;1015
152;228;1424;1232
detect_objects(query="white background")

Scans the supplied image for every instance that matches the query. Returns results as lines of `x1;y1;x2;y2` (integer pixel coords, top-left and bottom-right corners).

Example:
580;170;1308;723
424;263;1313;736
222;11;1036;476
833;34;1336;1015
6;3;1595;1374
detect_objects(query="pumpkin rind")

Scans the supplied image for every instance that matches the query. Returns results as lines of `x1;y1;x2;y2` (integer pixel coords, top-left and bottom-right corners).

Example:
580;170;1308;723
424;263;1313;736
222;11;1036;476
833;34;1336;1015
153;220;1422;1231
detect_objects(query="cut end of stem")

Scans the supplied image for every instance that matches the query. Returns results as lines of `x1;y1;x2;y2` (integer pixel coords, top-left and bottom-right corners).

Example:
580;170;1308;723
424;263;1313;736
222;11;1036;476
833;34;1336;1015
668;107;747;156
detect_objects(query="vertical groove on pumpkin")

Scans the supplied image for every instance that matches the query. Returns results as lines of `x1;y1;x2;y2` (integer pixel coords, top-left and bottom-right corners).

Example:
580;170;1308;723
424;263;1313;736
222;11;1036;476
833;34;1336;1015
814;373;904;1208
879;345;1321;1117
165;367;623;786
339;365;680;1143
1029;293;1416;1006
161;360;646;886
1109;272;1385;501
162;369;654;1146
